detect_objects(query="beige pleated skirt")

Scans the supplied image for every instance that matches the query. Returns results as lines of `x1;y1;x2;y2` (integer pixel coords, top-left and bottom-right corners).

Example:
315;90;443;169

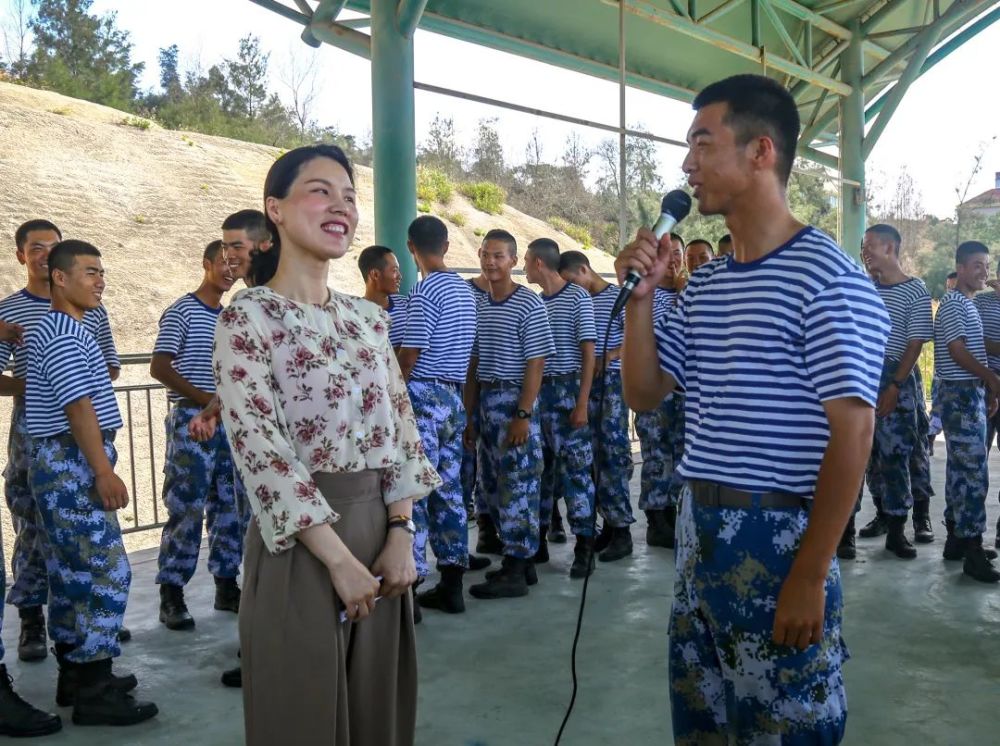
240;469;417;746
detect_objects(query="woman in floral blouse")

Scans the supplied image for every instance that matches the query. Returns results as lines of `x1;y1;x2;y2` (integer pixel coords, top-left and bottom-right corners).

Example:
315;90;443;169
213;144;440;746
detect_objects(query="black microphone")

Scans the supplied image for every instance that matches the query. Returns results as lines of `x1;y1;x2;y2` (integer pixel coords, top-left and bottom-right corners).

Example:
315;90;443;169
611;190;693;317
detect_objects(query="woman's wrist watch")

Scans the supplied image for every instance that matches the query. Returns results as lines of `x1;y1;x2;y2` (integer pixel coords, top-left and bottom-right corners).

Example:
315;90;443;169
387;516;416;536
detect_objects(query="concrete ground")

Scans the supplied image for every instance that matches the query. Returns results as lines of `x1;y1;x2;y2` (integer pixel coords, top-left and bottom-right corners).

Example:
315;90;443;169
2;447;999;745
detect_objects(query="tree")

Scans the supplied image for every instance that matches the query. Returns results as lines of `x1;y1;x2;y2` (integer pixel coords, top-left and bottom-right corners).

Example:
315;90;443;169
1;0;32;79
277;45;320;137
158;44;181;98
954;136;997;244
224;34;269;119
26;0;143;110
594;127;664;250
418;114;462;176
469;117;506;184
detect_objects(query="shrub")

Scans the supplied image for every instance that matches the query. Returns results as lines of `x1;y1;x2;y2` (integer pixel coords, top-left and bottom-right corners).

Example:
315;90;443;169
473;227;485;237
459;182;506;215
134;215;147;224
121;116;152;130
417;201;431;214
548;217;594;248
443;210;466;227
417;167;454;204
48;106;70;116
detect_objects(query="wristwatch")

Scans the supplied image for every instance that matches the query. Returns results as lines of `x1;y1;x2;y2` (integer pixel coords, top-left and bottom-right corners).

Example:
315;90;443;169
387;516;416;536
515;408;531;419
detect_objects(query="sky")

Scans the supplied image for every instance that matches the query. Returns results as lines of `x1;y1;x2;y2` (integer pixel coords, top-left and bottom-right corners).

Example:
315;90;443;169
6;0;1000;218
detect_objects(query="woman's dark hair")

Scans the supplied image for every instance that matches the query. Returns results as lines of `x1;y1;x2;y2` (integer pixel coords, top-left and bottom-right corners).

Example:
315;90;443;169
251;144;355;285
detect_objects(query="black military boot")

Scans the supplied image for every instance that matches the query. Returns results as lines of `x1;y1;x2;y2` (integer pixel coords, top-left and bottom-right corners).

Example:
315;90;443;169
158;584;195;630
484;560;537;586
885;516;917;559
858;513;888;538
599;526;633;563
220;667;242;688
995;516;1000;550
836;515;857;560
475;514;503;555
548;503;567;544
55;644;138;708
645;509;675;549
944;520;998;561
962;536;1000;583
0;664;61;737
416;566;465;614
570;536;596;579
533;526;550;564
912;501;935;544
469;556;530;599
467;554;491;571
593;522;614;553
214;576;241;613
17;606;47;662
71;660;158;727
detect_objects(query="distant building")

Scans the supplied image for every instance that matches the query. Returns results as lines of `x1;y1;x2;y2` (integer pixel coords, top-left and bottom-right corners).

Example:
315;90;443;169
959;172;1000;219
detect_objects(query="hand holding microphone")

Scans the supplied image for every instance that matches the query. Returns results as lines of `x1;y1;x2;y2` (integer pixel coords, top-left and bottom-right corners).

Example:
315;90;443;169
612;190;692;316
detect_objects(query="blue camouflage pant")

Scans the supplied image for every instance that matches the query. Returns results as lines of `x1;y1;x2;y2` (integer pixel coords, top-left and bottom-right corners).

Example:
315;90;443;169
3;402;49;608
910;367;933;503
409;381;468;578
156;405;246;586
463;408;487;516
29;433;130;664
940;381;988;538
636;393;686;511
670;486;848;745
477;386;543;559
871;368;923;516
539;376;595;537
589;369;635;528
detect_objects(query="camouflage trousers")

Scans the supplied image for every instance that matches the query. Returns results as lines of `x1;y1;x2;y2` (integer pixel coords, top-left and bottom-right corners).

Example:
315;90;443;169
910;367;933;503
589;370;635;528
3;402;49;608
409;381;468;577
940;381;988;538
636;393;686;511
871;370;923;516
155;405;246;587
477;386;543;558
462;408;487;516
538;376;595;537
29;433;130;663
670;486;848;745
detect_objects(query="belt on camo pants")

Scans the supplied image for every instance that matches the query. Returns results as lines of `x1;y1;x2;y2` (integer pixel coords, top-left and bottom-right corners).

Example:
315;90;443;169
688;480;808;510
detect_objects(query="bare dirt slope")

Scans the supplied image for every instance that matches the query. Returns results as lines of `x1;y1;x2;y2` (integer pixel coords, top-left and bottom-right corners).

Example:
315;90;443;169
0;81;619;356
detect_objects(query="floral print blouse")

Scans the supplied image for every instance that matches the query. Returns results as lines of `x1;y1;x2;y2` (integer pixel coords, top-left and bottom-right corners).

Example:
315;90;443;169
213;286;440;554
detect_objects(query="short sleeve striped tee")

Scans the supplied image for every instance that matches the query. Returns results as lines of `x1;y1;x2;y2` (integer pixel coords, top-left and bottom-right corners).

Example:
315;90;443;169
653;226;889;497
876;278;933;362
934;290;986;381
402;272;477;382
153;293;222;403
0;289;120;378
973;291;1000;372
386;294;409;348
652;287;679;321
475;285;555;383
26;311;122;437
591;284;625;372
540;282;596;376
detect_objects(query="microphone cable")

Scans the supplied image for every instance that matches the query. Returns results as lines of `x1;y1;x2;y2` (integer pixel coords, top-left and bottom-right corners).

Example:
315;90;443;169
554;310;618;745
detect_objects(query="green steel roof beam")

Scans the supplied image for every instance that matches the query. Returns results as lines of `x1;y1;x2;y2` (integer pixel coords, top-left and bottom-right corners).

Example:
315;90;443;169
697;0;746;25
338;16;372;28
862;13;943;157
760;0;809;66
397;0;429;37
860;0;913;32
766;0;891;59
798;144;839;169
292;0;314;14
247;0;310;24
620;0;852;95
415;11;699;102
813;0;874;14
313;0;348;23
308;0;370;56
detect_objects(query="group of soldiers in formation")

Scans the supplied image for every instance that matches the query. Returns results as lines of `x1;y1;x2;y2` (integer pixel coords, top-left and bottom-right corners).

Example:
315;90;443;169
1;202;999;739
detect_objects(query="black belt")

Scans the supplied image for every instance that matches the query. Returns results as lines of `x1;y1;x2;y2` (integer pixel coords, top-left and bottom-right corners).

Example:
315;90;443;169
939;379;983;388
42;429;117;447
542;373;579;384
689;480;807;510
174;398;202;409
480;380;521;391
410;377;462;390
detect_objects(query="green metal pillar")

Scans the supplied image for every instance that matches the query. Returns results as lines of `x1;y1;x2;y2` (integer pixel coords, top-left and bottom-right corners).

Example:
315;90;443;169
371;0;418;292
838;21;865;261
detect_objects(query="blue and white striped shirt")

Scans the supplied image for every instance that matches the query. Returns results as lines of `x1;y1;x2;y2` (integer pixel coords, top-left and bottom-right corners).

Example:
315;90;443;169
876;278;933;362
153;293;222;403
403;272;477;382
973;291;1000;372
386;294;409;348
26;311;122;437
935;290;986;381
0;289;120;378
591;284;625;372
652;287;679;321
654;226;889;497
467;278;490;303
474;285;555;383
540;282;596;376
